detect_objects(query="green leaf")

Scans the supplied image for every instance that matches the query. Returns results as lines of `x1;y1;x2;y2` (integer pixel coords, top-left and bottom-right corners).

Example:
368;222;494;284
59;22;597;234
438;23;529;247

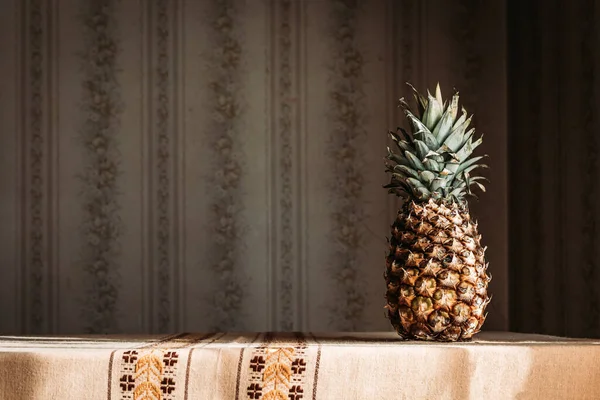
437;144;452;154
388;131;414;153
424;150;441;159
463;163;488;176
395;165;420;179
413;140;430;160
472;181;486;192
422;93;443;131
444;163;460;175
404;110;431;137
441;123;474;154
455;135;483;162
415;130;439;150
389;127;412;143
398;127;413;141
389;188;410;197
407;177;428;190
395;140;414;153
392;172;410;181
442;154;461;177
436;143;462;161
388;130;401;143
407;83;427;117
464;172;472;195
432;93;459;140
407;177;431;200
386;147;411;166
454;156;485;175
384;179;412;193
423;158;442;172
462;128;475;144
424;150;445;165
429;177;447;192
449;186;467;197
451;180;467;190
419;170;436;184
439;108;470;144
430;153;446;164
439;168;453;176
398;96;410;109
452;164;488;186
435;83;443;105
452;107;469;130
405;151;425;171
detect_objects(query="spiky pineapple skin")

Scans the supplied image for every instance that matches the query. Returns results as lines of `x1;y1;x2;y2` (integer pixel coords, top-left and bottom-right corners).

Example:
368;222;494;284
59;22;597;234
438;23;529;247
384;199;490;341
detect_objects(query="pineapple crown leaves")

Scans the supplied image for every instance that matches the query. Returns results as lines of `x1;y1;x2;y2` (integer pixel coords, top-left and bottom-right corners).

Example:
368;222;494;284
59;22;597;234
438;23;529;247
384;82;489;203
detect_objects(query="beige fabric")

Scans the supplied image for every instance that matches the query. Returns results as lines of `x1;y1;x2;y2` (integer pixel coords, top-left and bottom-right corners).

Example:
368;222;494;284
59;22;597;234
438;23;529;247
0;332;599;400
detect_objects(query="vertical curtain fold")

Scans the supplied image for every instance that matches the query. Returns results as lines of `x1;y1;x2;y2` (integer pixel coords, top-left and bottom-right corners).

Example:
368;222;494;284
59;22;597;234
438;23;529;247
508;0;600;338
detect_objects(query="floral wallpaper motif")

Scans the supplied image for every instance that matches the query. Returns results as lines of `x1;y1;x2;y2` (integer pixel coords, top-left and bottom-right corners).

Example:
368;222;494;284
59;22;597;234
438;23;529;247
155;0;172;334
277;0;294;332
326;0;368;331
26;0;45;333
78;0;123;334
205;0;246;331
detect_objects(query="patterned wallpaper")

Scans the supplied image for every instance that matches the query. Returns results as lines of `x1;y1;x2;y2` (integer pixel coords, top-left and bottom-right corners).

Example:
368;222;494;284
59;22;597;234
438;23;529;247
0;0;508;334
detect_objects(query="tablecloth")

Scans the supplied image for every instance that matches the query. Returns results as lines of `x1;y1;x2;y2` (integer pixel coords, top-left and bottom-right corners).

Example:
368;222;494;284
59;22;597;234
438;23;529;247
0;331;599;399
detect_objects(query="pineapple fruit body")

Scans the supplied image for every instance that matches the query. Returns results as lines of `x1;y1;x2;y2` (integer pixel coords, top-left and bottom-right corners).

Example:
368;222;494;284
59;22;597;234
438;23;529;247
383;83;491;341
385;199;490;341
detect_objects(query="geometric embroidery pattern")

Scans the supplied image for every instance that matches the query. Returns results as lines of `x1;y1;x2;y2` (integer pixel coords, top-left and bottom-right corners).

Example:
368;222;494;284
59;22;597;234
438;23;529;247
118;349;179;400
245;334;308;400
111;333;214;400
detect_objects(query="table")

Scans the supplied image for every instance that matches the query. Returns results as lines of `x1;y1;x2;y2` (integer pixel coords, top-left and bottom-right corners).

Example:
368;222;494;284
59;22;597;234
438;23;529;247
0;332;599;399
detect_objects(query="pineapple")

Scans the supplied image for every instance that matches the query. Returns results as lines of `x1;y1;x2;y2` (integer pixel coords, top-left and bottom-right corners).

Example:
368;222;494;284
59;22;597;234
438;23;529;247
383;83;491;341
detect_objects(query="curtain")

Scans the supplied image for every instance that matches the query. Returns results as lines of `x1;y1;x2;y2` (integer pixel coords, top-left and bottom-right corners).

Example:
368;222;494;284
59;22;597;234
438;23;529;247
508;0;600;338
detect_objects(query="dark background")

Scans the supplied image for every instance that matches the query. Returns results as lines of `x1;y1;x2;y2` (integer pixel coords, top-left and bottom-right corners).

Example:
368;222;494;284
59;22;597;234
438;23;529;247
508;0;600;338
